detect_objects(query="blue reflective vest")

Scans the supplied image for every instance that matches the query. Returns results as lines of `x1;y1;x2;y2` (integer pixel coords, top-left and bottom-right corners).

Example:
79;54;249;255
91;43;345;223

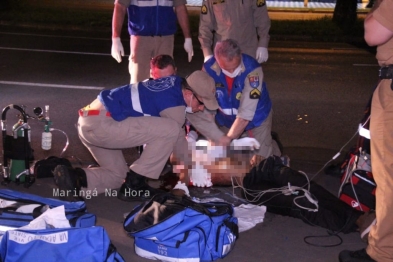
98;76;185;121
127;0;178;36
204;54;272;130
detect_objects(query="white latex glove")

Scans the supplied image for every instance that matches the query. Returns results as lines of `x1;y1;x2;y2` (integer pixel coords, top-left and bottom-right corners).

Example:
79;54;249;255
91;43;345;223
186;130;198;142
204;55;213;63
189;163;213;187
184;38;194;62
256;47;268;63
193;140;227;161
173;181;190;196
206;145;227;159
111;37;124;63
230;137;260;150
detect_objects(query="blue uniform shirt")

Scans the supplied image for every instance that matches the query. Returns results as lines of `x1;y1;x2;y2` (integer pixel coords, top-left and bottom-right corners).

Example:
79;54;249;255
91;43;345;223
98;76;185;121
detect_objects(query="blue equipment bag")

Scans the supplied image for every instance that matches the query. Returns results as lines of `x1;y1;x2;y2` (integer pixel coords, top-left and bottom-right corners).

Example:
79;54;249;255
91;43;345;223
0;189;96;228
0;226;125;262
124;193;239;262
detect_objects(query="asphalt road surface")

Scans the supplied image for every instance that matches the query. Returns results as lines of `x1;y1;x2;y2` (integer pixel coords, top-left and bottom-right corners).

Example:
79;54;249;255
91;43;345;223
0;26;378;173
0;25;378;261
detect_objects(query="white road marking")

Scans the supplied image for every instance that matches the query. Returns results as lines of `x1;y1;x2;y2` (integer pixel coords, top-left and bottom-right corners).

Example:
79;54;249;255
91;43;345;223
0;81;104;90
0;31;108;41
0;46;112;56
352;64;379;67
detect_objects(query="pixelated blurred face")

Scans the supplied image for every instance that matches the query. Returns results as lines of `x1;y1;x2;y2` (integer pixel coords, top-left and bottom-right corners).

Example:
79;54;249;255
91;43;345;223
172;139;253;186
216;55;241;73
179;145;251;185
150;65;176;79
204;157;250;176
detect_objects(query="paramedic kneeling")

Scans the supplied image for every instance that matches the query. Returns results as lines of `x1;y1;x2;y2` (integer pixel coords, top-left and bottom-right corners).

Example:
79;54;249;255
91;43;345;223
203;39;281;167
53;55;222;202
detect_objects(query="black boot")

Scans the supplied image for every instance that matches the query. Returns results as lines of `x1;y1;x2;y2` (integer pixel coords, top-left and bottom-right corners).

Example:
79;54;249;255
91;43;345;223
339;248;375;262
53;165;87;202
118;170;163;202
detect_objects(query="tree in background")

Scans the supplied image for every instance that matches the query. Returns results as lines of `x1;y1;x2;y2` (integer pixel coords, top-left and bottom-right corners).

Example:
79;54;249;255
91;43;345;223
333;0;358;32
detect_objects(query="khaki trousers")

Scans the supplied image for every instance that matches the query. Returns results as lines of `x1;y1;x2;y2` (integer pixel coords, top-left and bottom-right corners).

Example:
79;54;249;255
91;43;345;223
77;110;181;194
367;79;393;261
129;35;174;84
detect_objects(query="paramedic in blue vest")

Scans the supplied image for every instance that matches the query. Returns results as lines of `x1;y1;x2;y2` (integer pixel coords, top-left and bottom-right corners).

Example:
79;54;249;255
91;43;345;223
111;0;193;84
53;55;222;202
203;39;281;167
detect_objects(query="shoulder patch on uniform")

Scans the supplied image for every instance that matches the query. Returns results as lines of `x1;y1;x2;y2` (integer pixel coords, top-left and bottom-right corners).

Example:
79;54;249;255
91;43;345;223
236;92;242;100
248;74;260;88
257;0;265;7
250;89;261;99
201;4;208;14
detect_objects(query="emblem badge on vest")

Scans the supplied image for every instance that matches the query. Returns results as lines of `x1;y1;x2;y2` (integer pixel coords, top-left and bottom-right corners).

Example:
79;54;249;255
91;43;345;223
248;74;260;88
216;90;224;99
236;92;242;100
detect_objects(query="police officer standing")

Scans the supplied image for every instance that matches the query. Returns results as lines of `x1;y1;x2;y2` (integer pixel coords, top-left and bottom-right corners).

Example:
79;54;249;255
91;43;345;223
111;0;194;84
339;0;393;261
198;0;271;63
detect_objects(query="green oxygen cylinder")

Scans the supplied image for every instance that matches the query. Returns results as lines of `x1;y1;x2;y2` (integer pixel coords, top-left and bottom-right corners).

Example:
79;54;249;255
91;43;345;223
9;119;30;182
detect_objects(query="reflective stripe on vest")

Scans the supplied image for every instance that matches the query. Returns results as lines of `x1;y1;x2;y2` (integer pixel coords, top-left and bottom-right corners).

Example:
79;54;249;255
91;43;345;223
131;83;151;116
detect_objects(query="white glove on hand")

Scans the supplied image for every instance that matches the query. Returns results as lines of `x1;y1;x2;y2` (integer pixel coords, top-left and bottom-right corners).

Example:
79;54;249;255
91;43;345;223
204;55;213;63
230;137;260;150
206;145;227;159
186;131;198;142
256;47;268;63
190;164;213;187
173;181;190;196
111;37;124;63
184;38;194;62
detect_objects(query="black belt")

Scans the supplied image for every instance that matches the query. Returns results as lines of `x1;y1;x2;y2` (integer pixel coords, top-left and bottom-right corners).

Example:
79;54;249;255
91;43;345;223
379;65;393;79
378;65;393;89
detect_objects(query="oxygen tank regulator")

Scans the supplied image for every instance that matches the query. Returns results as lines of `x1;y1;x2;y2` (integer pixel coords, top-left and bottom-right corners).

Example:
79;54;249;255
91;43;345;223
41;105;52;151
0;104;67;188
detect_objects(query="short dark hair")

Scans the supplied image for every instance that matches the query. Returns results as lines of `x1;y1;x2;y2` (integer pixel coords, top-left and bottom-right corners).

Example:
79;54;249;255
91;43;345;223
150;54;176;70
181;77;191;90
214;39;241;61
